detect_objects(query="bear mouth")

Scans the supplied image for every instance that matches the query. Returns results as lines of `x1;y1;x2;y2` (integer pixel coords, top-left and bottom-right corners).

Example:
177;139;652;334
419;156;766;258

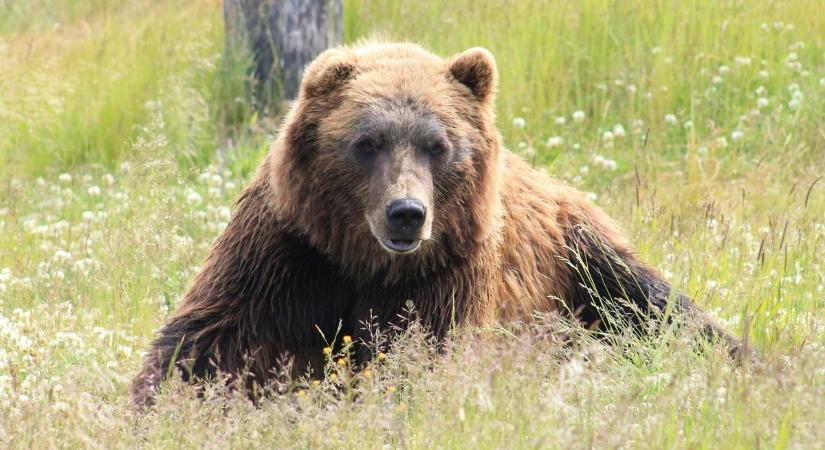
381;238;422;254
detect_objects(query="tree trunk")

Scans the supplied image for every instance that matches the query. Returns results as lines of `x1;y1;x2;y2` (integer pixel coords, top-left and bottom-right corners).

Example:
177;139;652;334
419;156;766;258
224;0;343;107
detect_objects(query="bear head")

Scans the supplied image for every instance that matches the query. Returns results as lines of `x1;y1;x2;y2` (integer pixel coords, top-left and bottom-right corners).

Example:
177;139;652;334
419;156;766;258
269;43;503;281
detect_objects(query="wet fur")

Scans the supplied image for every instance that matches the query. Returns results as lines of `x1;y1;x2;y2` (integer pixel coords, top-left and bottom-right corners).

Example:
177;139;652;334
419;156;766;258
131;43;744;409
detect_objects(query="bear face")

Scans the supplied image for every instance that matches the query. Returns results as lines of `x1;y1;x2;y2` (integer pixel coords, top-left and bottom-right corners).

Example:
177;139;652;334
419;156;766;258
270;44;505;280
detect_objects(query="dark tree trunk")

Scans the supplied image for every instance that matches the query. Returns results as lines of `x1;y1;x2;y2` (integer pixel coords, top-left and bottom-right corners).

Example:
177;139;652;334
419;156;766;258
224;0;343;107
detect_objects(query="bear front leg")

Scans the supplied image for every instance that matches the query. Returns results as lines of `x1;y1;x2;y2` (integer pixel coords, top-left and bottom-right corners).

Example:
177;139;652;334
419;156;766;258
564;221;751;359
130;312;250;410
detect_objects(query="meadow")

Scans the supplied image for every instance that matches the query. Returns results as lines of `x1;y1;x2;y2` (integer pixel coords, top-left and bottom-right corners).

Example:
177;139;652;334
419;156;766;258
0;0;823;447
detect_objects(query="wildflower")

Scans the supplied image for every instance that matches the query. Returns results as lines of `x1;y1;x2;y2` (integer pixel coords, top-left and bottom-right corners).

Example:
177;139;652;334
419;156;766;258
579;165;589;174
297;389;306;397
731;130;744;142
585;192;598;202
759;70;769;78
789;99;800;110
554;116;567;125
712;75;723;85
512;117;526;129
756;86;767;96
186;190;202;205
697;146;709;155
546;136;564;148
651;47;662;54
683;120;693;130
119;162;132;173
322;346;332;355
612;123;626;138
87;186;101;196
820;78;825;87
377;352;386;362
787;52;798;61
342;335;352;344
102;174;115;186
664;114;678;125
387;385;396;393
602;131;614;142
58;173;72;183
311;380;321;386
716;137;728;148
757;97;769;108
734;56;752;66
362;368;372;379
718;65;730;75
52;401;69;413
572;110;586;122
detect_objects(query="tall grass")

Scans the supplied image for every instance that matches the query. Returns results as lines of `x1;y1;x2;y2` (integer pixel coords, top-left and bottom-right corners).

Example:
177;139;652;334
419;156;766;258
0;0;262;178
0;0;823;448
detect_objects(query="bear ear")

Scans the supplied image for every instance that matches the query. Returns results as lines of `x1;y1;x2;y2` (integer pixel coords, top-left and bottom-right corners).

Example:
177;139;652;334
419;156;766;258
300;48;358;98
448;47;498;104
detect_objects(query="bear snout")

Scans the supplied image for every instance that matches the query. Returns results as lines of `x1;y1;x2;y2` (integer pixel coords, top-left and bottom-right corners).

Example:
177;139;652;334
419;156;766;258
386;198;427;234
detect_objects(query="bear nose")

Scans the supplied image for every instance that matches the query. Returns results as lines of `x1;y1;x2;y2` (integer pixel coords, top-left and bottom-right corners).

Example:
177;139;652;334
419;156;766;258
386;199;426;233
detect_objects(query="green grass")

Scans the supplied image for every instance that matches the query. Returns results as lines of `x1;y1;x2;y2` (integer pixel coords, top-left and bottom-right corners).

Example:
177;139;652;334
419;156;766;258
0;0;823;448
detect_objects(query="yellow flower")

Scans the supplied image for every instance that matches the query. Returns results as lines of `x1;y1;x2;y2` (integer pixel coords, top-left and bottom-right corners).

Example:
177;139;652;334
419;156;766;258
337;358;347;367
377;352;386;362
387;385;396;393
311;380;321;386
362;368;372;379
322;346;332;355
342;335;352;344
297;389;306;397
329;373;338;381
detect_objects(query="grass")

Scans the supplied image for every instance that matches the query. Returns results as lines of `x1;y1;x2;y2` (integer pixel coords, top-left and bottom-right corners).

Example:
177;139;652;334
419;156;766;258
0;0;823;447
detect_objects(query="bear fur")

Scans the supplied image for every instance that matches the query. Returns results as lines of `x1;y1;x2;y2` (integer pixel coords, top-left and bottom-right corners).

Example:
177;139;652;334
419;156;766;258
131;43;743;408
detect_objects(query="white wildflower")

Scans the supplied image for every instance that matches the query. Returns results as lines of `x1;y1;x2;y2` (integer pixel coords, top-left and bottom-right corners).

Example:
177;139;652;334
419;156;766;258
572;110;586;122
58;173;72;183
612;123;626;138
546;136;564;148
512;117;526;129
186;190;203;205
664;114;678;125
87;186;101;196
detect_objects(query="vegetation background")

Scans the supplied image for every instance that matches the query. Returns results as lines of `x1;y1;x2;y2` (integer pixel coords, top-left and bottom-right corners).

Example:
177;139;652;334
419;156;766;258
0;0;823;447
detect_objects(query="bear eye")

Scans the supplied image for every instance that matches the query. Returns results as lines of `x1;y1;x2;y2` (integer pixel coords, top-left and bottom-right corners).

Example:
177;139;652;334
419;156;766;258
354;139;378;156
428;142;446;156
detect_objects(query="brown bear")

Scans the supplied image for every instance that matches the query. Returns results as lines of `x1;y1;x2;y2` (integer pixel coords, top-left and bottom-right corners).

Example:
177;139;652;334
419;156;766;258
131;42;745;408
